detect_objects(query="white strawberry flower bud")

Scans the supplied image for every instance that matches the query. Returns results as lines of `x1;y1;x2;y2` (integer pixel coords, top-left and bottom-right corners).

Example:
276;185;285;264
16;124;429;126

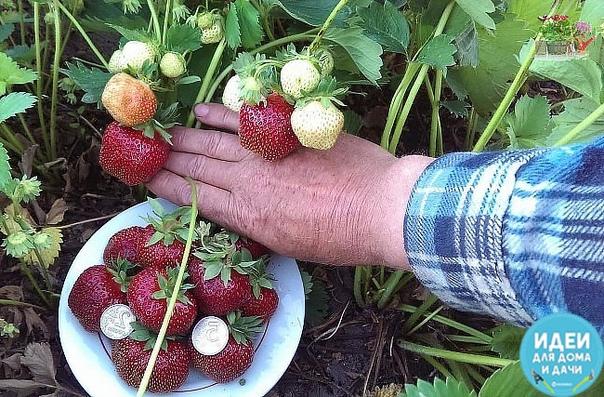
160;52;187;78
121;40;156;71
280;59;321;99
222;75;243;112
107;49;128;73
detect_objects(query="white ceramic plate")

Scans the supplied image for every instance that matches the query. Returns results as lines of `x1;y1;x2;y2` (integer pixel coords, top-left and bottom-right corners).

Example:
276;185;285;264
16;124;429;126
58;198;305;397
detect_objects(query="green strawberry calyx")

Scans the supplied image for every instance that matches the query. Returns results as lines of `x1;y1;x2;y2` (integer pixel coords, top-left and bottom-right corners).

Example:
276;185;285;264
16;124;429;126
129;321;174;351
226;311;264;344
143;198;193;246
151;265;195;305
233;52;282;105
193;224;261;286
294;76;348;109
107;258;138;293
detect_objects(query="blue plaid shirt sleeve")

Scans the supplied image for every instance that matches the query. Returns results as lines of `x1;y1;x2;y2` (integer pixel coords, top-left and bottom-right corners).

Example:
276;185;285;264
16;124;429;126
404;137;604;332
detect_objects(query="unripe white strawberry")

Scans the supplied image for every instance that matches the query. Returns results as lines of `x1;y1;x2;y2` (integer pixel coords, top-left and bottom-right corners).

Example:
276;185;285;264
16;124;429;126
160;51;186;78
200;18;224;44
291;101;344;150
196;12;214;29
222;75;243;112
121;40;156;71
280;59;321;99
107;49;128;73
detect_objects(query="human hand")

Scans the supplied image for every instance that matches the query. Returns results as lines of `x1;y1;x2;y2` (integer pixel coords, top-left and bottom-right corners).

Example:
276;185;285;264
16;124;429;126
146;103;433;269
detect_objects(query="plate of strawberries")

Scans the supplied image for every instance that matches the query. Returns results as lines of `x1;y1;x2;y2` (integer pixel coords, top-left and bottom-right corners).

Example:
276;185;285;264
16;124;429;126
58;198;305;396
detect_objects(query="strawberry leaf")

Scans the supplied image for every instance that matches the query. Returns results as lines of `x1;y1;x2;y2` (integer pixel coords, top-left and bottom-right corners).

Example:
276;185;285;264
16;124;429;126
233;0;264;50
225;3;242;49
62;62;111;104
0;52;37;95
0;143;11;194
166;24;202;53
357;1;410;54
0;92;37;124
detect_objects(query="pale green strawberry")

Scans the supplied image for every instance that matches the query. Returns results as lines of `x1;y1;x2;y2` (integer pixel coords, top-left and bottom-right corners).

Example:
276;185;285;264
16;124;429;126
160;52;186;78
107;49;128;73
280;59;321;99
201;18;224;44
290;100;344;150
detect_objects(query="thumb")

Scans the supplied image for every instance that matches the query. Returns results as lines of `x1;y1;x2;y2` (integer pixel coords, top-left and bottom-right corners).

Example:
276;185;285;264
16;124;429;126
195;103;240;132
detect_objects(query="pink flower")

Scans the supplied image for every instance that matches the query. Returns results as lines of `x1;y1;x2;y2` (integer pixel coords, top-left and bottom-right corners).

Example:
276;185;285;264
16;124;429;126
575;21;592;34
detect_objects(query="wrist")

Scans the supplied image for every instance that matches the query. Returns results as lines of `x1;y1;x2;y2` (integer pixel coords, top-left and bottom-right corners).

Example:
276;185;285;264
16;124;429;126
373;155;434;270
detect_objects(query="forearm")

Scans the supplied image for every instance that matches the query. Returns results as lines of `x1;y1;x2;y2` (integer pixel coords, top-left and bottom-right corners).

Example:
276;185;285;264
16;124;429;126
404;137;604;331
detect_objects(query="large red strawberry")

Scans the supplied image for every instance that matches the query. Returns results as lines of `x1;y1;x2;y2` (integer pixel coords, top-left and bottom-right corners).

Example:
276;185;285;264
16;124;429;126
103;225;145;266
239;93;300;161
68;264;129;332
189;312;262;383
111;327;189;393
137;224;186;268
101;72;157;126
188;255;253;316
99;122;170;186
241;287;279;323
127;266;197;335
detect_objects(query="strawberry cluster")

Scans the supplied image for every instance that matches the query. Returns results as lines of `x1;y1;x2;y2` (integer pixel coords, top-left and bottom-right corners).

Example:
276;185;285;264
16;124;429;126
222;44;348;160
67;202;279;393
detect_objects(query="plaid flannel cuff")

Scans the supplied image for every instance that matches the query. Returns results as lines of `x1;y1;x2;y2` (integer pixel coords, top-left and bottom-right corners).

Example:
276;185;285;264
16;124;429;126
403;149;546;327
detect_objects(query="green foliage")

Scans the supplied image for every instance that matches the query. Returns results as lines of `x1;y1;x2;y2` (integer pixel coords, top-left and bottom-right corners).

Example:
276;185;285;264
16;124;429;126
0;92;37;124
416;34;456;74
455;0;496;30
549;97;604;145
357;1;410;54
62;62;111;104
325;27;383;85
401;377;477;397
0;142;9;191
300;269;329;326
0;52;37;95
231;0;264;50
489;324;525;360
446;13;533;116
272;0;352;27
165;24;201;53
502;95;552;149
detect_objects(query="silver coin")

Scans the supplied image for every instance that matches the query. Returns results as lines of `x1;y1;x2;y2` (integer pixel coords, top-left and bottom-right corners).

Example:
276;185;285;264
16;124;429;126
99;304;136;340
191;316;229;355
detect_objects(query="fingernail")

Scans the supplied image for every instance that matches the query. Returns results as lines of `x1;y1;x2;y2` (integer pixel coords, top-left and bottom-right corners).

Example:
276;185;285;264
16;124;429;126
195;103;209;117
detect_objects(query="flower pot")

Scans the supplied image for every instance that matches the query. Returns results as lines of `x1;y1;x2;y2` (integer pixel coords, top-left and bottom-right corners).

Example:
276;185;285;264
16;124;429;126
535;40;547;55
547;40;572;54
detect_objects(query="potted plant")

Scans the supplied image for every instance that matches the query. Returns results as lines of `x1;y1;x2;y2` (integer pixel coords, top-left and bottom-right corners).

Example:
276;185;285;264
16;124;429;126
539;14;575;54
574;21;594;52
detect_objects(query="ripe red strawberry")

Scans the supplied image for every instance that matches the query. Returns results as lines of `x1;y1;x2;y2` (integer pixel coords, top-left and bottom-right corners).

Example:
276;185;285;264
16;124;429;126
111;333;189;393
101;72;157;126
241;287;279;323
103;225;145;266
137;224;186;268
99;121;170;186
68;264;128;332
127;265;197;335
239;93;300;161
189;312;262;383
188;255;253;316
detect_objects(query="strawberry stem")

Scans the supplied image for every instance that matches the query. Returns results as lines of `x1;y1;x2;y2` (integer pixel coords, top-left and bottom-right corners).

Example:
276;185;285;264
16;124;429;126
186;38;227;127
136;179;199;397
162;0;172;45
146;0;162;43
308;0;349;54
